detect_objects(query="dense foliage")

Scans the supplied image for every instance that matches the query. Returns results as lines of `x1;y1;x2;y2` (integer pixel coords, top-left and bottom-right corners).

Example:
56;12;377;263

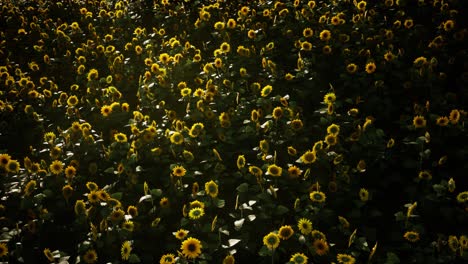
0;0;467;263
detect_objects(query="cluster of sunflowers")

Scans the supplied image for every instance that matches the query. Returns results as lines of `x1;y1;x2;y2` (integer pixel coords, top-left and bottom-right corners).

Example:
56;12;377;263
0;0;467;263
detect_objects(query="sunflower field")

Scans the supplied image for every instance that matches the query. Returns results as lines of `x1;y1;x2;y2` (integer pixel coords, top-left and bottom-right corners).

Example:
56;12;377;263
0;0;467;263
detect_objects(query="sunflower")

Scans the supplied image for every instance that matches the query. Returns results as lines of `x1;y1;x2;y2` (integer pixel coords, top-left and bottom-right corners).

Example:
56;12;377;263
87;191;100;203
324;134;338;146
122;220;134;232
301;41;312;51
313;239;329;256
0;153;11;167
300;150;316;164
160;253;176;264
418;170;432;180
303;28;313;38
248;166;263;177
290;252;308;264
173;229;189;240
190;200;205;209
263;232;280;250
365;62;376;74
449;109;460;124
0;243;8;258
456;191;468;203
266;164;282;177
278;225;294;240
297;218;313;235
24;180;37;196
172;165;186;177
311;230;327;241
62;185;73;200
448;235;459;252
404;231;420;242
121;241;132;260
359;188;369;202
43;248;54;262
337;253;356;264
205;180;219;198
160;197;170;208
323;92;336;104
327;124;340;135
460;235;468;250
67;95;78;107
181;237;202;259
287;146;297;156
413;115;426;128
288;165;302;179
290;119;303;131
309;191;326;203
82;249;98;264
64;166;76;179
261;85;273;97
114;133;127;143
74;200;86;216
436;116;449;126
222;254;235;264
346;63;358;74
272;107;283;119
170;132;184;145
49;160;64;175
189;207;205;220
86;182;98;191
319;30;331;41
237;155;246;169
110;209;125;222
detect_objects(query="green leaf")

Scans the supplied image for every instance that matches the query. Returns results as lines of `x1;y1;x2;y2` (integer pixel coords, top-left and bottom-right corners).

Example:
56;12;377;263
385;252;400;264
128;254;141;263
151;189;162;197
111;192;123;200
236;183;249;193
275;205;289;215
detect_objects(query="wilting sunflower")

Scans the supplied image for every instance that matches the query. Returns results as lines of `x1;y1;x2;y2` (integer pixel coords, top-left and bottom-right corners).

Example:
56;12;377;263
263;232;280;250
297;218;313;235
278;225;294;240
82;249;98;264
205;180;219;198
160;253;176;264
181;237;202;259
121;241;132;260
222;254;235;264
290;252;308;264
24;180;37;196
